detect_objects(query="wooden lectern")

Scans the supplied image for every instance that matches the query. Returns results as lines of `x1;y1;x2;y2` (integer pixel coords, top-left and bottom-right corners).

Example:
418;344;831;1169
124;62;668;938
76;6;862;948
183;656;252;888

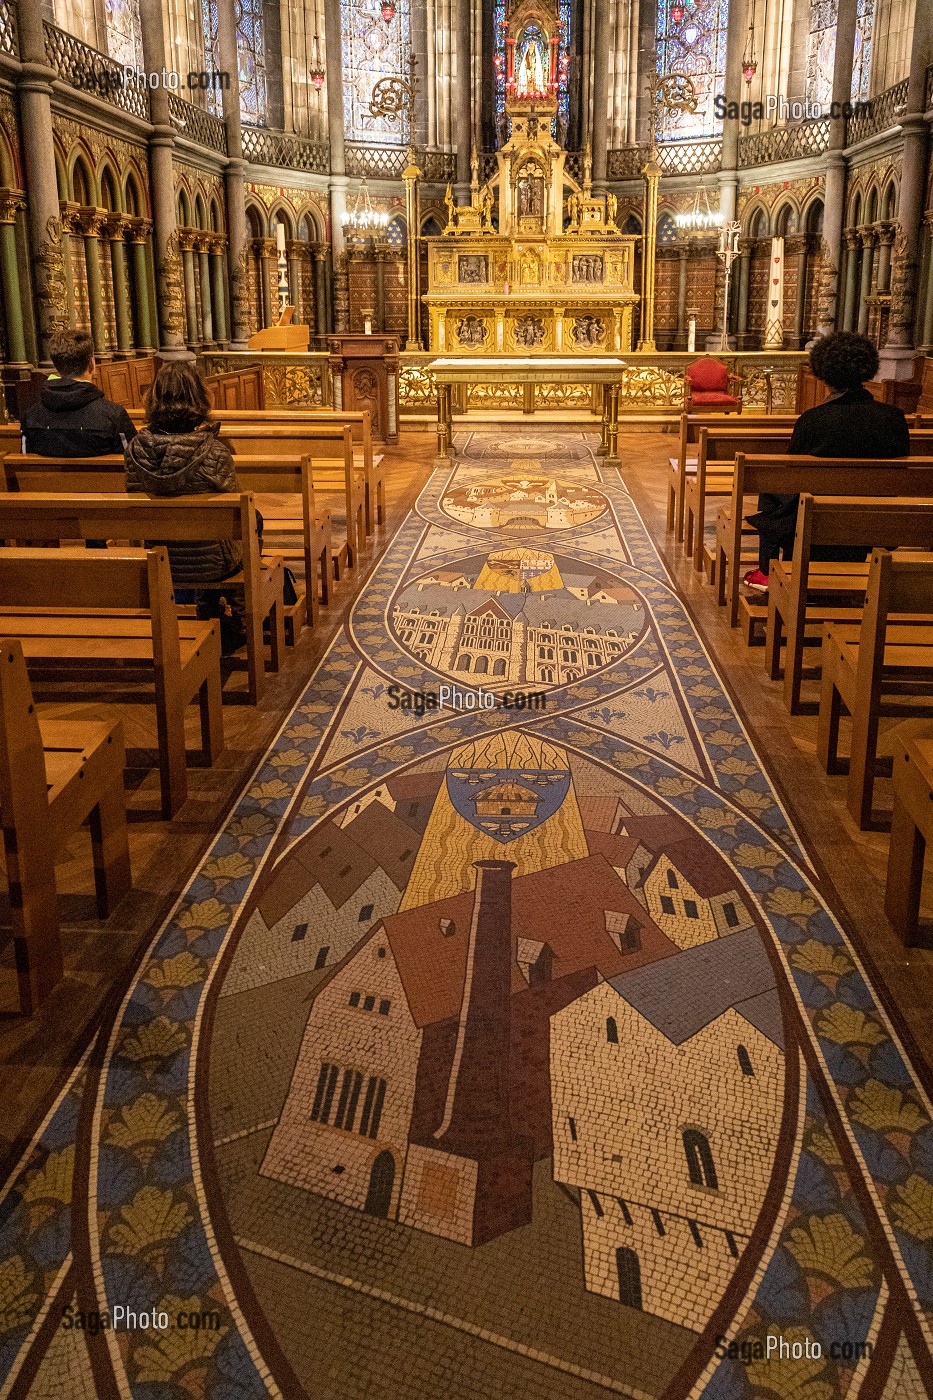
248;305;310;351
328;334;400;445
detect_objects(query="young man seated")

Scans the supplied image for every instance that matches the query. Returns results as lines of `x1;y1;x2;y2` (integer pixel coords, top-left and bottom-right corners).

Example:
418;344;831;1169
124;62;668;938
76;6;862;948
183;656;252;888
743;332;911;593
21;329;137;458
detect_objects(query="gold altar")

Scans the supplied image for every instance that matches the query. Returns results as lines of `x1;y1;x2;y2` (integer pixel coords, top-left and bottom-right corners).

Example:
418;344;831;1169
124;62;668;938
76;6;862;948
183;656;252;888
423;0;639;357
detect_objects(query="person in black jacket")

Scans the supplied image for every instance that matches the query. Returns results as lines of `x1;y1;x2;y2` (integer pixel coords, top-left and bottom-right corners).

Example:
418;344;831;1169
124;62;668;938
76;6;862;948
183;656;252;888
21;330;137;458
743;332;911;592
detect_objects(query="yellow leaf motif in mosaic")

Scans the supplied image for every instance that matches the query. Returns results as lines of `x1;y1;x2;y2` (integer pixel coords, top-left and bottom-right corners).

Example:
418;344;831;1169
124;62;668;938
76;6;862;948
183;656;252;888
0;1257;38;1332
270;749;308;768
816;1004;885;1047
786;1214;875;1289
695;806;741;830
249;778;293;800
765;888;819;925
285;722;323;739
689;684;718;697
790;941;854;978
202;852;253;882
890;1175;933;1240
299;794;328;818
108;1095;183;1150
106;1186;192;1256
719;757;758;777
806;1126;843;1168
177;899;228;931
134;1318;228;1383
745;1330;834;1400
732;788;773;813
849;1080;925;1135
21;1144;75;1205
227;812;275;840
731;843;783;870
656;776;695;798
122;1017;188;1063
146;952;205;990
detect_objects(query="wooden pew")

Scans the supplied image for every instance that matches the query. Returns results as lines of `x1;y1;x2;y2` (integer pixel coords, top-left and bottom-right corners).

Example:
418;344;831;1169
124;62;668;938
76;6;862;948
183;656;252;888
0;638;131;1013
0;494;282;705
0;546;222;819
884;733;933;946
818;549;933;829
765;495;933;712
1;452;331;643
221;424;368;561
684;426;796;570
668;412;797;542
715;456;933;626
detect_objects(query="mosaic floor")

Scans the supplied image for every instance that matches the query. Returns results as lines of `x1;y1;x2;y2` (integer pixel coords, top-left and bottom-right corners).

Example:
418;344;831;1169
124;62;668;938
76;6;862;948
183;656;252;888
2;428;933;1400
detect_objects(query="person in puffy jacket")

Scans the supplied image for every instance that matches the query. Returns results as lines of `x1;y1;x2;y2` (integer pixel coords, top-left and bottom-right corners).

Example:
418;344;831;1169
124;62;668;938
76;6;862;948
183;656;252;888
22;329;136;457
124;361;242;585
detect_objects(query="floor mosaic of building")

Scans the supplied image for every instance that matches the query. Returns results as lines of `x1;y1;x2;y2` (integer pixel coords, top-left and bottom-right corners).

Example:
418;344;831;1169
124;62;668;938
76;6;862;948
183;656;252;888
1;429;932;1399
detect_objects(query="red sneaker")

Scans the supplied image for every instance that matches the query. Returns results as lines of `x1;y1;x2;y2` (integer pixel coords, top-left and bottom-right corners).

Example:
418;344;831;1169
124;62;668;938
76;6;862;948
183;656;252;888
742;569;769;593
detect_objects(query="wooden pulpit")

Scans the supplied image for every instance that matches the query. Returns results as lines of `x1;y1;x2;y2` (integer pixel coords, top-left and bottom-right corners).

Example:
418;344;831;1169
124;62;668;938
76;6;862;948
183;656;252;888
328;334;400;445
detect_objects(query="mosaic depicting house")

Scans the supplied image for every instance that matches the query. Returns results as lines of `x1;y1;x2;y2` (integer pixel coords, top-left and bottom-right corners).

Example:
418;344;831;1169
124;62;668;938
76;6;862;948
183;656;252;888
551;930;785;1331
261;728;786;1284
392;549;645;684
441;475;608;530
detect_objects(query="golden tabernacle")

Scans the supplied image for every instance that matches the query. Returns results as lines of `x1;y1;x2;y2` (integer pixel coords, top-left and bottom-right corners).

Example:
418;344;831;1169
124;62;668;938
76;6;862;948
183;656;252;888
424;2;639;357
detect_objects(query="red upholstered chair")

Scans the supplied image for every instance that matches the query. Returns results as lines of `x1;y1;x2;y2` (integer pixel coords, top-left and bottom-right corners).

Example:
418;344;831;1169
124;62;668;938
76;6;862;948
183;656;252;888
684;357;742;411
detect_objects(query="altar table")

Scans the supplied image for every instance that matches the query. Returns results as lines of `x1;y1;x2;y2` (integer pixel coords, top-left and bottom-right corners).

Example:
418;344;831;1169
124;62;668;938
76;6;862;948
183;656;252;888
428;357;627;466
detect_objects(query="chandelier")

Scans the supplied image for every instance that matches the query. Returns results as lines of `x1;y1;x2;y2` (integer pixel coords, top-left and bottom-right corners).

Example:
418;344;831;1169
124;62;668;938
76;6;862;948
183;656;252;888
343;180;390;241
674;183;719;233
742;15;758;83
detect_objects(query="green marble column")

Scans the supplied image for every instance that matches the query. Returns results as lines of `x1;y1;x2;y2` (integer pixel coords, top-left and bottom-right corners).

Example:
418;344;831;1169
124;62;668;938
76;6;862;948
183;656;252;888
842;232;860;333
130;227;155;350
210;247;228;343
198;240;214;344
0;194;28;365
107;218;133;355
181;238;199;346
82;212;109;357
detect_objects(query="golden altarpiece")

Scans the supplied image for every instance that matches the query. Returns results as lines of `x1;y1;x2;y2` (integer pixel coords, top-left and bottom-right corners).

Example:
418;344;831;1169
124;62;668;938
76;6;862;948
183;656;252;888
424;0;639;358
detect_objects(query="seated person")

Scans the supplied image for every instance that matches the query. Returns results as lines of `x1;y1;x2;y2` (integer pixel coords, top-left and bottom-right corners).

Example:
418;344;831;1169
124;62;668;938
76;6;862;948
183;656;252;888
22;329;137;457
743;332;910;593
125;362;247;651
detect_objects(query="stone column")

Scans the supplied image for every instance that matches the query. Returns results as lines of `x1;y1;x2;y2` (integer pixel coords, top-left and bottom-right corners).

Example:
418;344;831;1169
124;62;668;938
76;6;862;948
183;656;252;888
876;222;895;294
718;0;747;226
879;1;932;375
736;243;751;346
129;222;155;350
842;229;861;331
590;0;610;188
324;0;347;332
0;191;29;365
816;0;858;335
374;245;387;332
179;233;199;345
314;247;328;340
453;0;473;200
105;216;133;355
139;0;188;357
856;230;875;336
287;241;303;317
16;0;65;362
675;244;689;348
210;240;228;342
198;237;214;344
81;210;109;358
921;216;933;350
259;239;274;328
217;0;249;347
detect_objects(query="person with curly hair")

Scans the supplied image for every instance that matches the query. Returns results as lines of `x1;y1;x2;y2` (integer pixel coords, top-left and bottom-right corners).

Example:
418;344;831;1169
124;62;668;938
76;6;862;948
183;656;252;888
743;332;911;593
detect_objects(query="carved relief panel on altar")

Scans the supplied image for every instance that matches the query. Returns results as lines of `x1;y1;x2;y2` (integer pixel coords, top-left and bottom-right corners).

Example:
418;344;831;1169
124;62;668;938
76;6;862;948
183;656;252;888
571;314;606;347
456;315;489;348
571;254;604;283
458;254;488;285
512;314;547;349
516;171;547;232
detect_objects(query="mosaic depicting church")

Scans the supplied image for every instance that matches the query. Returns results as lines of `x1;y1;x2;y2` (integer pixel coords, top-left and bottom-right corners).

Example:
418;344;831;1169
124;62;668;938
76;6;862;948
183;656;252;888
391;548;646;684
259;730;785;1329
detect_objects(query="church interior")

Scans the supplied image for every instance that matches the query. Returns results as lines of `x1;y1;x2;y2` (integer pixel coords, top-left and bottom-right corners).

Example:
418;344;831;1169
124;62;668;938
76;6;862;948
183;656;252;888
3;0;933;1395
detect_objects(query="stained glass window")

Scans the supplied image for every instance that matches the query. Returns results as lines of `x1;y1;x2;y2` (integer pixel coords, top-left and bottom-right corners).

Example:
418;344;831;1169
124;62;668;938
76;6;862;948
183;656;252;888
656;0;730;141
342;0;412;144
806;0;836;108
852;0;873;101
104;0;142;67
237;0;268;126
201;0;222;115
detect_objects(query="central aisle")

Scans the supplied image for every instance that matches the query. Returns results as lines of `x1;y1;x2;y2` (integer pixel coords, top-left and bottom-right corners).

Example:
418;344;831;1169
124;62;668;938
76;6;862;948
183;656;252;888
3;428;932;1400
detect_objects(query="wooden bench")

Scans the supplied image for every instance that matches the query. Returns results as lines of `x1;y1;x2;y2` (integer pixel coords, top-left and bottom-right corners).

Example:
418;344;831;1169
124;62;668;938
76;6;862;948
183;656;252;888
222;424;368;562
765;495;933;712
818;549;933;829
668;412;797;542
684;426;796;570
0;638;131;1013
883;733;933;947
1;452;331;644
0;493;282;706
0;546;222;819
715;456;933;626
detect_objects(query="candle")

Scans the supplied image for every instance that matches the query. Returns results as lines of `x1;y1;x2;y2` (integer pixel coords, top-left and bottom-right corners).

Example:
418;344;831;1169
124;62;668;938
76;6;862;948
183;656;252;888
276;223;286;254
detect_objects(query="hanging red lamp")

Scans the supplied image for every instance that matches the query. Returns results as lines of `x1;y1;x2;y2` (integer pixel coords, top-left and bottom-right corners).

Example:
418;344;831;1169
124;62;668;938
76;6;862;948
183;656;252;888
381;0;397;21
